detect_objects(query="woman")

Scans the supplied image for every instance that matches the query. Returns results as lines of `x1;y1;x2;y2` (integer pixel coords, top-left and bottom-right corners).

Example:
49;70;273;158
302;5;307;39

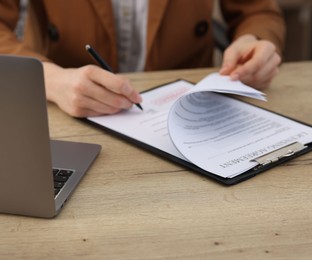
0;0;285;117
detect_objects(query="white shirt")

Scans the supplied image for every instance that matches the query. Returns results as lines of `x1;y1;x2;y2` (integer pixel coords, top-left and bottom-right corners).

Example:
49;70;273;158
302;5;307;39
111;0;149;72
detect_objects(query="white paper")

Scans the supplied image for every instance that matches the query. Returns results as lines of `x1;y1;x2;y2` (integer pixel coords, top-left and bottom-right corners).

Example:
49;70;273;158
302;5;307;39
88;73;312;178
194;73;267;101
88;80;193;160
168;91;312;177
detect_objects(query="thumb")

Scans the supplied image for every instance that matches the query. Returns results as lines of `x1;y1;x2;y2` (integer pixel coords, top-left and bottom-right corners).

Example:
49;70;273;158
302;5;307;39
219;46;240;75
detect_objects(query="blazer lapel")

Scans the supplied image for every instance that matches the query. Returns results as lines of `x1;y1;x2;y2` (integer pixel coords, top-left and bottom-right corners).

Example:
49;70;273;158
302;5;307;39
88;0;116;39
88;0;118;69
146;0;169;59
88;0;169;70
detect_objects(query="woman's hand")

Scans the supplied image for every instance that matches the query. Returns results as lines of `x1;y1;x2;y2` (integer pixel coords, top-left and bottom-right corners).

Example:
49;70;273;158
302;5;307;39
219;34;282;89
43;62;142;117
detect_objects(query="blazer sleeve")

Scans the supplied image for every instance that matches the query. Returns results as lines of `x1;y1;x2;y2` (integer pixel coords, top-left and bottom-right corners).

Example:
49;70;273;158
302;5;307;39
0;0;49;61
220;0;286;56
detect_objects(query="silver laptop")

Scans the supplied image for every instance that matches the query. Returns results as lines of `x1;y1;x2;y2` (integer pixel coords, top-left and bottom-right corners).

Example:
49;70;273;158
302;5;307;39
0;55;101;218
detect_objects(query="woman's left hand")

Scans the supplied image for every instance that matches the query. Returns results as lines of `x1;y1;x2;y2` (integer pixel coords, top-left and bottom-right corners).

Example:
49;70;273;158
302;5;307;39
219;34;282;89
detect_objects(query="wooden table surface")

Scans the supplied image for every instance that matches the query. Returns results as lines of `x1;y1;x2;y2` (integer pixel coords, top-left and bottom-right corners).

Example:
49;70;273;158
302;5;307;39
1;62;312;259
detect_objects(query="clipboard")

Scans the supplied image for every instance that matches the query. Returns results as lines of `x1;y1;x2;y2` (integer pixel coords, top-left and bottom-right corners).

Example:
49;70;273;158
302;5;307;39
83;79;312;185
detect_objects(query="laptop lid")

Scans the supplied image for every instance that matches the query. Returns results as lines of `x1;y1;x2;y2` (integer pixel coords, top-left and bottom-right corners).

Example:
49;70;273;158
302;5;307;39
0;55;101;218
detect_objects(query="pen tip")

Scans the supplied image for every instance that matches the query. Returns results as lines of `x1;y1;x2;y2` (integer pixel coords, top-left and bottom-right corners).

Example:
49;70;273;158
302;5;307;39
85;44;90;50
136;103;143;111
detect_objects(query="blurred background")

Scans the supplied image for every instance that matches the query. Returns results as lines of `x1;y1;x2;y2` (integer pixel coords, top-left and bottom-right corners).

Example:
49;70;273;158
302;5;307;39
16;0;312;64
277;0;312;61
213;0;312;63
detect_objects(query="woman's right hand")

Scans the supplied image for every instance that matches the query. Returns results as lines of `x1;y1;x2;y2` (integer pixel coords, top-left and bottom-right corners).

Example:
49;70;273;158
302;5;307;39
43;62;142;117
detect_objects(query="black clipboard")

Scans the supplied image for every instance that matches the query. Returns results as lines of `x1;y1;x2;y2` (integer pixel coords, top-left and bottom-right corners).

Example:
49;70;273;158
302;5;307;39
83;80;312;185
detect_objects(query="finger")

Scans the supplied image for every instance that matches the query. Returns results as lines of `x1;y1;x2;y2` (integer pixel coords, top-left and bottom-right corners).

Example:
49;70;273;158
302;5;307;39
79;79;134;109
251;55;280;84
219;45;242;75
79;95;122;115
241;68;278;89
240;64;279;89
68;94;122;117
87;66;142;104
231;42;277;80
242;51;280;82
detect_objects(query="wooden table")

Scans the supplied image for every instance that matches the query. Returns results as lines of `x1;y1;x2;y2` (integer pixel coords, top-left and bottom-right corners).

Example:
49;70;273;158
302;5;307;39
1;62;312;259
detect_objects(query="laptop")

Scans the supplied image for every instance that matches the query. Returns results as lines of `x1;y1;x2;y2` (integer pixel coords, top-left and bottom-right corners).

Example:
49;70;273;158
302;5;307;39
0;55;101;218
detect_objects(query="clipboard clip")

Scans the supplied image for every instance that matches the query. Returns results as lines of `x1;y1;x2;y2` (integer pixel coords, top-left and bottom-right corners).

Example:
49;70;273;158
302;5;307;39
252;142;307;166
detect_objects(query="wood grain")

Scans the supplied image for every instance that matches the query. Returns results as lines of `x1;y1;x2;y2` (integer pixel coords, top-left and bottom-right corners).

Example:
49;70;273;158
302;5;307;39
1;62;311;259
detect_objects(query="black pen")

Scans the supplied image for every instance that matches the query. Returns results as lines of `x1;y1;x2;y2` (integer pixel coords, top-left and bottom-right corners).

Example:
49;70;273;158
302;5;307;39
85;44;143;111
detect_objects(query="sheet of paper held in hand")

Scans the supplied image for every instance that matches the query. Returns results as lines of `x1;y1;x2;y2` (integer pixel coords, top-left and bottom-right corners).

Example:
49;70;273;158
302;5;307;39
88;73;312;178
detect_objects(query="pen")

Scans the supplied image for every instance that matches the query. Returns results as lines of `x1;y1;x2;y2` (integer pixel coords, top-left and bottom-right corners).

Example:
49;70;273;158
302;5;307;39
85;44;143;111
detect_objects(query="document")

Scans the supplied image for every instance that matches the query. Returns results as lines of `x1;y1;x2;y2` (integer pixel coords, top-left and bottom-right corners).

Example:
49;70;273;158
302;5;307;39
87;73;312;180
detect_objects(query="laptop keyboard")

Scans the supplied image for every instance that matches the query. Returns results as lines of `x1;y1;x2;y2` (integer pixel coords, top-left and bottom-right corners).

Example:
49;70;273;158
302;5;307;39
53;168;74;197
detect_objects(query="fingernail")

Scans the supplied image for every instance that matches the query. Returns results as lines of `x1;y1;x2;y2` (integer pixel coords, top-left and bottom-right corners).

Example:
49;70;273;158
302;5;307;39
219;66;228;75
231;73;240;81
